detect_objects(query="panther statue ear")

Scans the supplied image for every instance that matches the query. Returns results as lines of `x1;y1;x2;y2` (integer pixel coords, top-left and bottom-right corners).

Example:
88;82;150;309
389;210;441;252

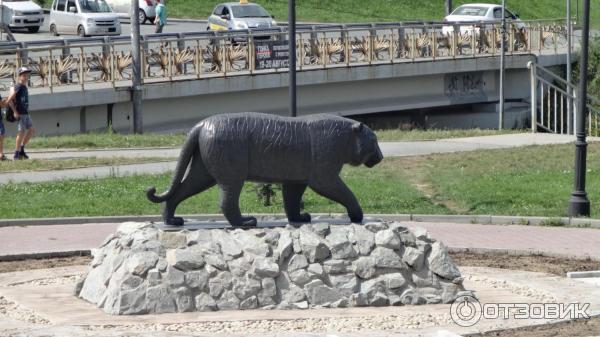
352;122;364;133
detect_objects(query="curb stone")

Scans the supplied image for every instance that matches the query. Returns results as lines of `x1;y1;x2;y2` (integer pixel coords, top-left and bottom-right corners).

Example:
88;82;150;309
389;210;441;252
1;214;599;229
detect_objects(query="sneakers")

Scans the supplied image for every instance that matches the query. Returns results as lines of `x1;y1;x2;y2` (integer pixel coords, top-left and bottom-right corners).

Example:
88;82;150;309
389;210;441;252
13;151;20;160
19;150;29;160
0;155;7;161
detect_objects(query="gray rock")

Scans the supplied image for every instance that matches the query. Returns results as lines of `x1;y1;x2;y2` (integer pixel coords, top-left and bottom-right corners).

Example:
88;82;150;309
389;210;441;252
331;298;349;308
388;294;402;306
382;273;407;290
323;259;351;274
307;263;324;277
146;285;177;314
400;288;426;305
375;229;402;250
369;292;389;306
411;227;433;242
428;242;461;280
166;266;186;288
287;254;309;272
187;229;213;246
304;280;343;306
228;256;253;277
212;230;243;258
360;277;386;299
326;229;358;259
348;225;375;255
159;231;187;249
349;293;368;307
156;259;168;272
263;231;280;246
282;284;306;303
257;289;277;306
412;269;439;288
203;253;228;270
402;246;425;270
440;281;463;304
353;256;377;279
127;251;159;276
195;293;217;311
292;301;309;309
209;271;232;297
289;269;313;286
309;223;331;237
147;269;161;287
185;270;209;290
166;247;205;271
329;273;359;297
365;222;388;232
251;257;280;278
275;230;294;260
117;222;152;236
216;290;240;310
398;231;417;247
174;287;195;312
299;230;331;263
232;230;270;256
261;278;277;297
240;296;259;309
371;247;406;269
233;276;261;300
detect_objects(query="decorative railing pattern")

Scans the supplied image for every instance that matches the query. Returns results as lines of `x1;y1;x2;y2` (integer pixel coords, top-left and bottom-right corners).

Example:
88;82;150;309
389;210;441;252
529;62;600;137
0;19;568;92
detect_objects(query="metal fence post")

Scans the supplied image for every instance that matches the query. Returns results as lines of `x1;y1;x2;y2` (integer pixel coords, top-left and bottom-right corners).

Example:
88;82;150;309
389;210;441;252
529;62;537;132
131;0;143;134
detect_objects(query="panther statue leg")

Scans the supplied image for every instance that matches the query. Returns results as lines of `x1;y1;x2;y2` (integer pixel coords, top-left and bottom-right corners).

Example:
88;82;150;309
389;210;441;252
219;181;258;227
283;183;311;223
309;176;363;223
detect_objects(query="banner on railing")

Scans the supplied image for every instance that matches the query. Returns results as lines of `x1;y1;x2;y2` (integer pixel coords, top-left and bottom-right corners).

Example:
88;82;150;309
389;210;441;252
255;41;290;70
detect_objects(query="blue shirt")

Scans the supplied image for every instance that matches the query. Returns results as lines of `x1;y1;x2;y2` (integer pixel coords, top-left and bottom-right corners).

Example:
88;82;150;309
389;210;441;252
156;3;167;25
14;84;28;115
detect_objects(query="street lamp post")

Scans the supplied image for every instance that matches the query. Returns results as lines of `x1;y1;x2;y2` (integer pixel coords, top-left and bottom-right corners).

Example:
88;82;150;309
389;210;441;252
566;0;573;134
445;0;453;16
289;0;297;117
131;0;143;134
568;0;591;217
498;0;506;130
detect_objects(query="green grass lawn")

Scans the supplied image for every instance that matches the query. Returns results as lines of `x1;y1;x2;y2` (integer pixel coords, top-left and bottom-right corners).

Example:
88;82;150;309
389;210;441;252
2;142;599;220
6;129;521;150
0;157;170;173
160;0;599;26
0;160;447;219
32;0;600;24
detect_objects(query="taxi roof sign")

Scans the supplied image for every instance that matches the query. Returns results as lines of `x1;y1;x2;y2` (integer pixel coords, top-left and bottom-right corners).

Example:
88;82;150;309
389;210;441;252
240;0;249;4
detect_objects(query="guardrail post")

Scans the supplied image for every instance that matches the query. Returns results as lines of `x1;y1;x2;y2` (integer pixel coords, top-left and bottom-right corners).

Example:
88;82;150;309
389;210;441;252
397;25;405;59
62;40;71;84
529;61;537;132
177;33;186;74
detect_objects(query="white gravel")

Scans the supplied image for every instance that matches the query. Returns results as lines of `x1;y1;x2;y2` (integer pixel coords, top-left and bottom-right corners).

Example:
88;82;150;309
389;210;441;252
0;296;49;325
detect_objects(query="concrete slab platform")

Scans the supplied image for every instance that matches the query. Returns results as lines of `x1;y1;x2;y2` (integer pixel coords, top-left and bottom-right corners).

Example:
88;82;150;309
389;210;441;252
0;266;598;337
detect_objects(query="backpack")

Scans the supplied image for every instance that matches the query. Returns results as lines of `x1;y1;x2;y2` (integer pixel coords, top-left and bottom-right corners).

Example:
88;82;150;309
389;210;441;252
4;87;16;123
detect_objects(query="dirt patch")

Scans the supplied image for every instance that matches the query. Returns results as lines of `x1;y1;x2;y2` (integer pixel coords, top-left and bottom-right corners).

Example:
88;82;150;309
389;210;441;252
467;317;600;337
0;255;91;274
450;251;600;276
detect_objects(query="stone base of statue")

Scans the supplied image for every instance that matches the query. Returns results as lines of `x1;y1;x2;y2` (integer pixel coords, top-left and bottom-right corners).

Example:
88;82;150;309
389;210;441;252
75;221;467;315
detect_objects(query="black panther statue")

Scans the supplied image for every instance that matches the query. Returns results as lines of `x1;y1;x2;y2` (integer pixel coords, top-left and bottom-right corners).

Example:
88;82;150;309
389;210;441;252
147;112;383;227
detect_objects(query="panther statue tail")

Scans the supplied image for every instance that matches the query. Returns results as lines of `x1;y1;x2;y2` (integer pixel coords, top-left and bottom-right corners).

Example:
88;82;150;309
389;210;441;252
146;127;200;203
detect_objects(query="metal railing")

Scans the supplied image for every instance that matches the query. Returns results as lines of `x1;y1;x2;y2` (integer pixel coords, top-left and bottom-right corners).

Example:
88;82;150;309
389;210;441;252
529;61;600;137
0;19;568;93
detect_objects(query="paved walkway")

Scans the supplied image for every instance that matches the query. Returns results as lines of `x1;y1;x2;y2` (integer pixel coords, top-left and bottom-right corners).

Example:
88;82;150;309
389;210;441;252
1;220;598;260
0;133;589;184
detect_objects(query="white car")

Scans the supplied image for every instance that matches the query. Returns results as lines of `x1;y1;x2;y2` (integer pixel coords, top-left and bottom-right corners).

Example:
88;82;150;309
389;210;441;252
49;0;121;37
1;0;44;33
442;3;523;35
105;0;156;24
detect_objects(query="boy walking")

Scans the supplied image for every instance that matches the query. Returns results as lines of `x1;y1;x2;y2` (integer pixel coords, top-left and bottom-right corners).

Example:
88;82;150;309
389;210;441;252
0;103;5;161
8;67;35;160
154;0;167;34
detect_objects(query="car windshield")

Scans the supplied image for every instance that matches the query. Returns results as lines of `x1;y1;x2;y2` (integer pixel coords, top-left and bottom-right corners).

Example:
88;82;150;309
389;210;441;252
451;6;489;17
231;5;270;18
78;0;112;13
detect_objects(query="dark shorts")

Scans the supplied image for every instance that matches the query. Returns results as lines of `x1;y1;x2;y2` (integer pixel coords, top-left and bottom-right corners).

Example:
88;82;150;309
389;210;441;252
155;23;164;34
18;114;33;132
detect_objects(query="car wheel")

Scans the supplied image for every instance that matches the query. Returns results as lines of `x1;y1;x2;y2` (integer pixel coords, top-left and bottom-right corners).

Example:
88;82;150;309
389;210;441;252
27;26;40;33
49;24;59;36
139;9;147;24
77;25;87;37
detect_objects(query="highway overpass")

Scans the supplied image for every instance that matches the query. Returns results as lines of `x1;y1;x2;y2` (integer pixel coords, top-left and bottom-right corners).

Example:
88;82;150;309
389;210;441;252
0;19;571;135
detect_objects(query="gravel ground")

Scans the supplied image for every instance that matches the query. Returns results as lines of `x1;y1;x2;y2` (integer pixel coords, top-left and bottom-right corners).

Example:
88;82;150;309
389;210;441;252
1;253;598;337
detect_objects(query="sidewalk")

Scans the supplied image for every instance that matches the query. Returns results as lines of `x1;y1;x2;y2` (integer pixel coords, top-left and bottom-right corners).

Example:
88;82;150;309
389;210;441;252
1;220;598;260
0;133;588;184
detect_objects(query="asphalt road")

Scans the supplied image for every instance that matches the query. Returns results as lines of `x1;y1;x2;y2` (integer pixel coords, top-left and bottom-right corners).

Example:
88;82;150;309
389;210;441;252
6;14;208;42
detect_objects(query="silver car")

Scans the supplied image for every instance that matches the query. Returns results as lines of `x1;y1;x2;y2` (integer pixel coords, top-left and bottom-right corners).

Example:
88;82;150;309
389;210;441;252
49;0;121;37
208;2;277;32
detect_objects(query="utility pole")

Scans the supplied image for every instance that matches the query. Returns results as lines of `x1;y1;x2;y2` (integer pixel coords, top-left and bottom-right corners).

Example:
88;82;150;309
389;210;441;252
566;0;573;134
288;0;297;117
131;0;143;134
568;0;591;217
445;0;453;16
498;0;506;130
